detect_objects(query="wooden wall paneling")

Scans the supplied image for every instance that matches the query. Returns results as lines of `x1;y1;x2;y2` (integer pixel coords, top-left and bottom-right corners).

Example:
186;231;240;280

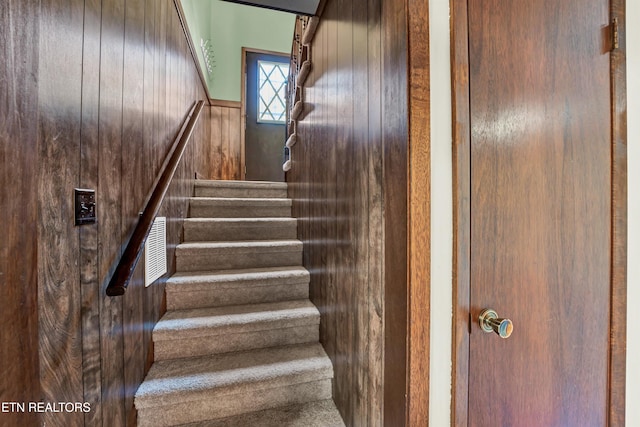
311;24;322;337
3;0;214;425
139;0;156;385
155;0;168;178
0;1;41;425
79;0;104;425
366;0;385;422
121;0;147;420
297;49;308;301
288;0;389;422
302;20;312;317
352;0;373;422
168;1;177;130
319;8;330;364
302;61;312;281
381;0;409;423
310;28;323;321
171;0;189;305
222;108;231;179
174;6;187;132
219;107;228;178
206;105;243;180
97;0;126;424
143;0;156;189
141;0;158;380
151;0;169;325
192;102;203;178
163;2;180;280
204;106;213;179
288;0;408;425
334;0;356;422
406;0;430;424
610;0;627;424
324;7;339;410
37;0;85;425
295;48;312;302
193;102;210;179
171;8;180;126
306;18;321;345
309;44;316;316
211;106;223;179
229;108;241;179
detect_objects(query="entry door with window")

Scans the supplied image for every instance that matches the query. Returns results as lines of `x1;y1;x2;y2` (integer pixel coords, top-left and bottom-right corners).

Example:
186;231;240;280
244;51;288;182
466;1;617;425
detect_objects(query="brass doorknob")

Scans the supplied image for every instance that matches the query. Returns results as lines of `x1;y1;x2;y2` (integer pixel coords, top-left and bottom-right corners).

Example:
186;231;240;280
479;309;513;338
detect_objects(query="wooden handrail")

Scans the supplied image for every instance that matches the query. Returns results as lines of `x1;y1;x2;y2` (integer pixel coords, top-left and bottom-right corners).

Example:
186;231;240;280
106;100;205;297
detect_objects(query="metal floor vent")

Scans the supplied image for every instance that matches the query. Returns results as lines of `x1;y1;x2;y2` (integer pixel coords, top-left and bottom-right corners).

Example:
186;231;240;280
145;216;167;287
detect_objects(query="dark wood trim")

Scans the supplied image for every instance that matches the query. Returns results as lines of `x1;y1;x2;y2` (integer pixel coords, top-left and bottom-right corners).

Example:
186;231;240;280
210;98;241;108
450;1;628;425
106;100;204;296
609;0;627;425
406;0;430;424
241;47;248;180
242;47;290;57
381;0;409;422
240;47;290;181
174;0;212;103
450;0;471;425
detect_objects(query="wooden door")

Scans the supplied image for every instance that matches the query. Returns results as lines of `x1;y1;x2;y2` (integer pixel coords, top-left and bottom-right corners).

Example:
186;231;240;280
467;1;614;425
244;51;287;182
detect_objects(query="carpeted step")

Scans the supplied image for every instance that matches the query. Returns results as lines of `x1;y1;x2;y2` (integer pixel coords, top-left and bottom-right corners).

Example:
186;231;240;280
183;218;297;242
166;267;310;310
176;240;303;272
189;197;292;218
194;180;288;199
153;300;320;360
180;400;345;427
135;343;333;427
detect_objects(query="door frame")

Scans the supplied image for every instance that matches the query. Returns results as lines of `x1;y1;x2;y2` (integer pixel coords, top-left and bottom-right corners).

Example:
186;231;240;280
450;1;628;425
240;47;290;181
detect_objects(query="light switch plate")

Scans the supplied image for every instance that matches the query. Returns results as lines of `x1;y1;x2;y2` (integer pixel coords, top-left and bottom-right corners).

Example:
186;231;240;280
75;188;96;225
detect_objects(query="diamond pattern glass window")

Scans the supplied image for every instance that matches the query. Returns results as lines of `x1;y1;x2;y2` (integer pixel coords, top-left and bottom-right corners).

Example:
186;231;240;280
257;60;289;124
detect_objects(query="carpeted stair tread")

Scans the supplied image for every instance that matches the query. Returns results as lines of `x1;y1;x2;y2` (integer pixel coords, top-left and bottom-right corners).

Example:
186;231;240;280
165;267;310;310
189;197;292;204
189;197;292;218
167;266;310;289
183;218;297;241
180;400;346;427
177;240;302;251
195;180;287;188
153;300;321;359
154;300;320;341
134;343;333;409
176;240;303;272
184;217;296;224
194;180;288;198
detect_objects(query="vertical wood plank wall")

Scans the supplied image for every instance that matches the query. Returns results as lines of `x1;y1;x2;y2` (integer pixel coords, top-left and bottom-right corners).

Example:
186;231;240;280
210;105;242;180
0;1;41;426
27;1;213;426
286;0;412;423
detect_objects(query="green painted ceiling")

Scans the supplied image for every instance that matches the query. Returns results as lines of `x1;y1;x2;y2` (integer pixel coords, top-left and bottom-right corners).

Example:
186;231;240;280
180;0;296;102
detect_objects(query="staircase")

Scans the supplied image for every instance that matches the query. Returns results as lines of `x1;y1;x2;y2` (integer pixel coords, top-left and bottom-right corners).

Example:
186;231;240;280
135;180;344;427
